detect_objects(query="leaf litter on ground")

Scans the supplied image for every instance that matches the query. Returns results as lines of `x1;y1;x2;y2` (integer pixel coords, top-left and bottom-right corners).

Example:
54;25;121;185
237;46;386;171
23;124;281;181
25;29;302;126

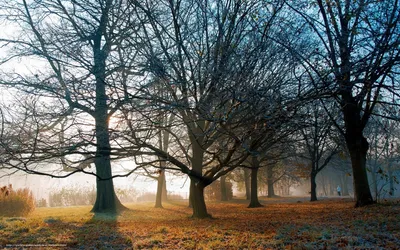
0;197;399;249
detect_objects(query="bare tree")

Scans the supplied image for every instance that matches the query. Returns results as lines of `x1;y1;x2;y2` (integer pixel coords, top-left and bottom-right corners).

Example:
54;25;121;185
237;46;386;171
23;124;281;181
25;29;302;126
0;0;143;213
245;135;298;208
298;100;340;201
286;0;400;206
127;0;302;218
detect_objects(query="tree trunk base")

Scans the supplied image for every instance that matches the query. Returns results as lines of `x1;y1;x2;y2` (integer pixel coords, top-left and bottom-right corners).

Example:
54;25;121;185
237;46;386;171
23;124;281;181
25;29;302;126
191;213;212;219
91;202;129;215
247;201;263;208
354;199;375;207
189;180;211;219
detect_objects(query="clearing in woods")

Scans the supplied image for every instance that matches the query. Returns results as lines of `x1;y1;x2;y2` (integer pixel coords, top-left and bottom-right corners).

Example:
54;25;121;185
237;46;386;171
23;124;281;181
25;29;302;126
0;197;399;249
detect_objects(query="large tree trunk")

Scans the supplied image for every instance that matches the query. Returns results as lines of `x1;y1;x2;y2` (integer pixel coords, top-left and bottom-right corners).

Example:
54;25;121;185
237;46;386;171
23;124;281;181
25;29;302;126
188;182;193;208
342;93;374;207
310;170;317;201
155;170;165;208
267;165;275;198
220;175;228;201
248;158;263;208
162;171;168;201
346;132;374;207
190;180;210;218
244;168;251;200
188;138;210;218
91;116;125;213
91;32;125;214
92;164;124;213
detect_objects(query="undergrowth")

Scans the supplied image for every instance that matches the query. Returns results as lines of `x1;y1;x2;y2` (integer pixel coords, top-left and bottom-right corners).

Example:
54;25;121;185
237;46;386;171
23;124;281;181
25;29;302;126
0;185;35;217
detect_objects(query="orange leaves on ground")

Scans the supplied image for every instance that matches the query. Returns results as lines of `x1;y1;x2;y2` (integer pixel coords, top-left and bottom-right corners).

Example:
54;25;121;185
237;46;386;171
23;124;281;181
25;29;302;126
1;198;400;249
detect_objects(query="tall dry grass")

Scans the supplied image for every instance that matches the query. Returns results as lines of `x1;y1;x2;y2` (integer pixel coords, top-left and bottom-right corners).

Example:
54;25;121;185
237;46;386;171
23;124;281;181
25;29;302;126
0;184;35;217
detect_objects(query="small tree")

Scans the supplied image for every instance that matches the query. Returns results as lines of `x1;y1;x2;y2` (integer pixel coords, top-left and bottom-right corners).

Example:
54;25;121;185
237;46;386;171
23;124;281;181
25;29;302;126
299;101;340;201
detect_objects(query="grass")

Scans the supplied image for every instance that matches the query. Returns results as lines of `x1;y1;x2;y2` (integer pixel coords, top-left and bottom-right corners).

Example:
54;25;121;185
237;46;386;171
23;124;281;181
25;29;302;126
1;197;400;249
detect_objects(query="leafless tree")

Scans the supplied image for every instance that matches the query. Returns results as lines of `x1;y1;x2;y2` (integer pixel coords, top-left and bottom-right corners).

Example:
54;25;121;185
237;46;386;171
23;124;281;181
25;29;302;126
286;0;400;206
126;0;310;218
0;0;144;213
298;100;340;201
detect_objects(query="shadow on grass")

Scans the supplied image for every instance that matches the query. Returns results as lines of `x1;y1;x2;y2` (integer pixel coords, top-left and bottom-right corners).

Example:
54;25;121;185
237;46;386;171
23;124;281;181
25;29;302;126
0;212;133;249
67;212;132;249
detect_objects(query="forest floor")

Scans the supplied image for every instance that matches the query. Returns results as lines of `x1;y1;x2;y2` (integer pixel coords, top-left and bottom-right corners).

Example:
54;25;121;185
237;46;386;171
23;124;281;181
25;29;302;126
1;197;400;249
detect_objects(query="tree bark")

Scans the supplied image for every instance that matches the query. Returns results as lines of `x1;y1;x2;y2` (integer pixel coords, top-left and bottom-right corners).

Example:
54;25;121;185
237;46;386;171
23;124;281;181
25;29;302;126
91;14;125;213
220;175;228;201
155;170;165;208
91;115;125;213
162;171;168;201
248;159;263;208
188;137;211;218
188;182;193;208
190;180;210;218
310;170;317;201
346;132;374;207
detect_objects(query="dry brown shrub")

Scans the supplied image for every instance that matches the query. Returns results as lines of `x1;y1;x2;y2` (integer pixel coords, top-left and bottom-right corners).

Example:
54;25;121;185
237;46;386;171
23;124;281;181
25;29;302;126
0;185;35;217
